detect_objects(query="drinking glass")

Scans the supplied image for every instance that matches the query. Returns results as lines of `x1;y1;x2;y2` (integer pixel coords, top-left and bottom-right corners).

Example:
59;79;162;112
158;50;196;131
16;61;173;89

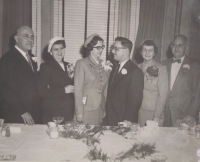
131;123;140;135
65;121;73;132
53;116;64;127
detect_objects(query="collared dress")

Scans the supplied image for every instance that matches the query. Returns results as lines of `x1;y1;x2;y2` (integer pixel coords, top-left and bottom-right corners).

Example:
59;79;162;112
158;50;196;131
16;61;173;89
74;55;110;125
138;59;168;126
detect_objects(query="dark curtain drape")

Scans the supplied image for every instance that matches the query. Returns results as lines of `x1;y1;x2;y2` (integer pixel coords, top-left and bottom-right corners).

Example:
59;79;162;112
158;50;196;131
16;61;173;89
132;0;166;64
2;0;31;54
188;0;200;62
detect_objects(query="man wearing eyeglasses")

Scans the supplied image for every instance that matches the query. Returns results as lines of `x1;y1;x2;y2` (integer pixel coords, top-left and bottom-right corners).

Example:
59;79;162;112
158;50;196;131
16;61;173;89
162;35;200;127
105;37;144;126
0;25;41;125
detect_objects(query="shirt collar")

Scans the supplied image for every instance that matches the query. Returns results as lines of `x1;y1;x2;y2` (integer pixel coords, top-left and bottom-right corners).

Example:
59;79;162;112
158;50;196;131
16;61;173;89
15;45;28;57
91;54;99;64
119;59;129;68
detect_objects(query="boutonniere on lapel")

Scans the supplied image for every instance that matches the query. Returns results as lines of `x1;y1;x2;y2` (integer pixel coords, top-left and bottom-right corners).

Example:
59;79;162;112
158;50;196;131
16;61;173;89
121;68;127;75
31;56;37;62
183;64;190;70
101;60;113;71
145;65;159;80
66;63;74;79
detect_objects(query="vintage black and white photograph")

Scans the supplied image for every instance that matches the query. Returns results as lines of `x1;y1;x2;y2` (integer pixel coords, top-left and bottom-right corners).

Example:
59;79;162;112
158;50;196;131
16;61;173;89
0;0;200;161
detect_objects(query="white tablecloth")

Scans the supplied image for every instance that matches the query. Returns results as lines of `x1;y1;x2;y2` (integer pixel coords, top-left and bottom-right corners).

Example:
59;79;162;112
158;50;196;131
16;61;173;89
0;124;200;161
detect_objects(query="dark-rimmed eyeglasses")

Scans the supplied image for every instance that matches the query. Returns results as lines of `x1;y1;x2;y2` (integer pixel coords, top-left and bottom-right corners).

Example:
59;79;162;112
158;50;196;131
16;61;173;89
170;43;184;49
111;46;127;52
17;34;34;41
93;45;105;50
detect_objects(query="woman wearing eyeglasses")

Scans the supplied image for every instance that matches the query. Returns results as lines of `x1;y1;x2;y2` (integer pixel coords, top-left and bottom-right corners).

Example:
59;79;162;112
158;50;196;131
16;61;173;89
138;39;168;126
74;34;110;125
38;37;74;124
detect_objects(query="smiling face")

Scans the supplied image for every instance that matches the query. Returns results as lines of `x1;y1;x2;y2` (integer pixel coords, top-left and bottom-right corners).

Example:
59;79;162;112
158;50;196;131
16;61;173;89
171;36;187;59
14;26;34;53
51;43;65;63
141;45;155;62
90;40;104;60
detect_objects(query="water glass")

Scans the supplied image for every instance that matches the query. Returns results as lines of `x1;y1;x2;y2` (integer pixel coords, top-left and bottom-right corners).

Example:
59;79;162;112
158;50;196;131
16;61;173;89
131;123;140;135
65;121;73;132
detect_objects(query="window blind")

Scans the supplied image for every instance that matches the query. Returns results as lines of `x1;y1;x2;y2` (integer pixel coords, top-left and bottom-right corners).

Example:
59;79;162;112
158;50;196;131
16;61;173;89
32;0;140;66
64;0;86;64
32;0;42;68
53;0;63;37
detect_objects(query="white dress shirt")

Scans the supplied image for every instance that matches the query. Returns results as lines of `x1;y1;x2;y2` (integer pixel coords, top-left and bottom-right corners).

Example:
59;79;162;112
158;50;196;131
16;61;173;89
170;56;185;90
15;45;29;62
118;59;129;73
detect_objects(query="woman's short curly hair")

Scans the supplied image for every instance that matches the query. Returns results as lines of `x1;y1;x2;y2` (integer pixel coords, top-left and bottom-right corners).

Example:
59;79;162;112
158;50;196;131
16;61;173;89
86;36;104;51
141;39;158;54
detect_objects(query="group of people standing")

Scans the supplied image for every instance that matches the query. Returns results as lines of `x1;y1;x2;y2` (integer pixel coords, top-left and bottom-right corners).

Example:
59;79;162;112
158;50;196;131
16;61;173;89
0;25;199;128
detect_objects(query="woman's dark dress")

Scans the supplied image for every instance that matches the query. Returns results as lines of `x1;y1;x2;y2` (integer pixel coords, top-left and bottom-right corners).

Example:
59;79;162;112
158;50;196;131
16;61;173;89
38;58;74;124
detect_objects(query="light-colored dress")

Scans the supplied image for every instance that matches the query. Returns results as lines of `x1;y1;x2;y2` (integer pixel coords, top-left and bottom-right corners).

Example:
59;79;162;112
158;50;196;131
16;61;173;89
138;59;168;126
74;55;110;125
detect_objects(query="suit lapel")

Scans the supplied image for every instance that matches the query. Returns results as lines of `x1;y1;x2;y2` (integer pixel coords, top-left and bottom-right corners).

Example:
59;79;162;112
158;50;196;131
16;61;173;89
171;56;190;92
13;48;35;74
166;58;172;92
111;60;131;89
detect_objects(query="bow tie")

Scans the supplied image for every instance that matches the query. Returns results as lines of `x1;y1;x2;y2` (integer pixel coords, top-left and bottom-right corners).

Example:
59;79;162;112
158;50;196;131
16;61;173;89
172;59;181;64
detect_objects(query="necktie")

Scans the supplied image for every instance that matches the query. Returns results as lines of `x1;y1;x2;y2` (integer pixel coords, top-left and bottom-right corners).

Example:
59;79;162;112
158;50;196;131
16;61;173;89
111;64;120;85
26;54;34;72
172;59;181;64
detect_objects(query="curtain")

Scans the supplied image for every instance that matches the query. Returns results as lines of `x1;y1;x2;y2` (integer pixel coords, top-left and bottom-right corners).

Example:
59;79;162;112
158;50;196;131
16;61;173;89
188;0;200;62
132;0;166;64
2;0;31;54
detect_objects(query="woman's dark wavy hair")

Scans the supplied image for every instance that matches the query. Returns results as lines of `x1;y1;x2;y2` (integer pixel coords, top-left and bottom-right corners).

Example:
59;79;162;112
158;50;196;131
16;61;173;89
51;40;66;51
86;36;104;51
141;39;158;54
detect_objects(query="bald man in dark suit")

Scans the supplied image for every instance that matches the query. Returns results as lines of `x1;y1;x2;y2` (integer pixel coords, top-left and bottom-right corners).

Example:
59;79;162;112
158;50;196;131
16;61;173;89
0;26;41;124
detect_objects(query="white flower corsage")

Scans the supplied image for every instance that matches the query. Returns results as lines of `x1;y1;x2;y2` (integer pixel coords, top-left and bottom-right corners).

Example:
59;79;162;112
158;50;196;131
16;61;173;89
121;68;127;75
67;63;74;79
31;56;37;62
82;96;87;105
183;64;190;69
101;60;113;71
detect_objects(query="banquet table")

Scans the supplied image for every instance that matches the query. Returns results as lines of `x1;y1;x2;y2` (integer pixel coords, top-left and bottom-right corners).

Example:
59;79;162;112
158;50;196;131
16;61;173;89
0;124;200;162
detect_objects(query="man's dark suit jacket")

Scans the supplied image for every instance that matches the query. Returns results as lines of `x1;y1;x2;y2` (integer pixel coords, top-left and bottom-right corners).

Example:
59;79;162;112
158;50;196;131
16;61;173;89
106;59;144;126
0;47;41;123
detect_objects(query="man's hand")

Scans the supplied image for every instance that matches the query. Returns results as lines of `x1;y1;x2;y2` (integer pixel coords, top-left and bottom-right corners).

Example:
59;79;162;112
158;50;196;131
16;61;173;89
65;85;74;93
76;114;83;123
21;112;34;125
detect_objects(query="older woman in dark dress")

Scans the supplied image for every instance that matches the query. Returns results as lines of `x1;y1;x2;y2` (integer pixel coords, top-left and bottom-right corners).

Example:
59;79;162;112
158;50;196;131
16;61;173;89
38;37;74;124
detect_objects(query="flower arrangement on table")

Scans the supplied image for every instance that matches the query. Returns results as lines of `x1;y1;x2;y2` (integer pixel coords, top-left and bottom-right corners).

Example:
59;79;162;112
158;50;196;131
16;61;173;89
59;124;158;161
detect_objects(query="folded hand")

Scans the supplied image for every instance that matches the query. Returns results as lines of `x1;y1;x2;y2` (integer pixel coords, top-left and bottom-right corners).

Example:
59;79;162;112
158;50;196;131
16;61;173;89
76;114;84;123
65;85;74;93
21;112;34;125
